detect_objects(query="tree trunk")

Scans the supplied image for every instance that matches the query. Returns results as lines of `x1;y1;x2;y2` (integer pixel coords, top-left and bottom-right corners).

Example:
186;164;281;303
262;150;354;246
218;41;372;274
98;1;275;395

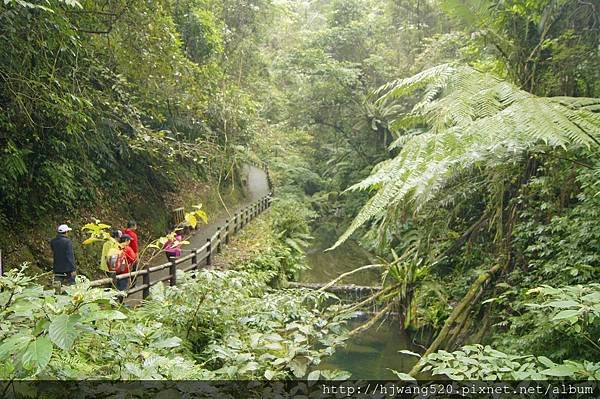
409;263;502;376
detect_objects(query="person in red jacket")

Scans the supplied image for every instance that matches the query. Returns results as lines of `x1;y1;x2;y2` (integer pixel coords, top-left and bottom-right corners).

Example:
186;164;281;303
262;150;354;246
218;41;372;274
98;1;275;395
115;234;137;291
122;220;139;255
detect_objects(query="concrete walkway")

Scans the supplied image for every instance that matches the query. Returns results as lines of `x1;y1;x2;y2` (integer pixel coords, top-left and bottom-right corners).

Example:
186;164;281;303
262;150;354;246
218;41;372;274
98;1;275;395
125;165;271;302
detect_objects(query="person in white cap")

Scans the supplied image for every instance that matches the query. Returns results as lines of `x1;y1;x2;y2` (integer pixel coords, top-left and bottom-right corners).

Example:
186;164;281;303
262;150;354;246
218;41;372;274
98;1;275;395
50;224;76;285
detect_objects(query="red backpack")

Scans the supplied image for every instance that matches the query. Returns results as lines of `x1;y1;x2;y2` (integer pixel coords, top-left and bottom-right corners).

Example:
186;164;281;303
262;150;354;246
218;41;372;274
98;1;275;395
107;253;128;274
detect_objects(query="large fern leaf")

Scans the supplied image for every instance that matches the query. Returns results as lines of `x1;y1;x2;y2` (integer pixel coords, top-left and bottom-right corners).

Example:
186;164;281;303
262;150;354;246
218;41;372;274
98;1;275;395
332;65;600;249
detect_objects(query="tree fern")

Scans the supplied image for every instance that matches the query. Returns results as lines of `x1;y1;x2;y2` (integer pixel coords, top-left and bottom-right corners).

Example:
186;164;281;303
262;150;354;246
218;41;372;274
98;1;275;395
332;65;600;249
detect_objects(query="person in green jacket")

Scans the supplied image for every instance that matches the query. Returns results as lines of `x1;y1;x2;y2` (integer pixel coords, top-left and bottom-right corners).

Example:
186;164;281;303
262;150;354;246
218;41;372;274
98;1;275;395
100;230;122;272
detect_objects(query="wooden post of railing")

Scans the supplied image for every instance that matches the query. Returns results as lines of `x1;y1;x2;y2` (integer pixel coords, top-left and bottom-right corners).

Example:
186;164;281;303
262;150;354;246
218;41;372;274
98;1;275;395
142;271;150;299
216;227;222;253
191;249;197;270
206;238;212;266
195;248;202;270
225;220;230;244
169;261;177;286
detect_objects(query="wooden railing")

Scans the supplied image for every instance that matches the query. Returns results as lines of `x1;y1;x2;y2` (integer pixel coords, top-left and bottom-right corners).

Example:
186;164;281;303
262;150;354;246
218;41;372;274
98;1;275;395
88;193;273;298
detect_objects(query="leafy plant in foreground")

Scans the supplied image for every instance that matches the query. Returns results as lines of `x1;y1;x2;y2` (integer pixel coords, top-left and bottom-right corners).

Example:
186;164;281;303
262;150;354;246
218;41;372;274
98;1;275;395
0;257;352;382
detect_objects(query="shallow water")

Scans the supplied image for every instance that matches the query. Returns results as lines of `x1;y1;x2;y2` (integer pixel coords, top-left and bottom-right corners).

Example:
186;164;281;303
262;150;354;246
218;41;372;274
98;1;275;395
317;319;421;379
301;240;379;286
301;232;420;378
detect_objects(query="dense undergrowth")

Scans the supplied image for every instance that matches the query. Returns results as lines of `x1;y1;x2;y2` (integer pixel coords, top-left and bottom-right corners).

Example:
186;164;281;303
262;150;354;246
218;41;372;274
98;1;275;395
0;202;352;391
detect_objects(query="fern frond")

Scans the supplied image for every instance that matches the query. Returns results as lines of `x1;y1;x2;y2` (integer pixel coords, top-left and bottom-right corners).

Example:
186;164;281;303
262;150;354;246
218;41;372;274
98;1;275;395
332;65;600;249
375;64;455;104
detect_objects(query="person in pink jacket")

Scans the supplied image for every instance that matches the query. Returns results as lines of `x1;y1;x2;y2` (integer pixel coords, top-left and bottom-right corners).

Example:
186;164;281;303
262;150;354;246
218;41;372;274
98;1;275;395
164;232;183;262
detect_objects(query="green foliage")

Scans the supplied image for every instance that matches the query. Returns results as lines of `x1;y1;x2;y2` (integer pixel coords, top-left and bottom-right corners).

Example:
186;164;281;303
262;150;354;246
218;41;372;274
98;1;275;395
141;269;350;379
0;0;272;239
439;0;600;96
478;158;600;360
270;197;316;252
419;344;600;380
527;284;600;333
407;281;600;379
333;65;600;248
512;158;600;286
0;261;351;381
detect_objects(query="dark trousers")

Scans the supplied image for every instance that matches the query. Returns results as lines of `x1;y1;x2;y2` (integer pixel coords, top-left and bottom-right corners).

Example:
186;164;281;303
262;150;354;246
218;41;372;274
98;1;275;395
115;276;129;291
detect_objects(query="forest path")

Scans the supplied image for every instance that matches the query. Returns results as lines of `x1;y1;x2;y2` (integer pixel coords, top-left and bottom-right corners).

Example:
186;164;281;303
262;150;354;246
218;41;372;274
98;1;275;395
176;164;270;254
126;165;271;302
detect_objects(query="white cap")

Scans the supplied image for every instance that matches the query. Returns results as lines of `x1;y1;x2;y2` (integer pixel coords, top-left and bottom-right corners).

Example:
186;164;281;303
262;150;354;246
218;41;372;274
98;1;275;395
57;224;72;233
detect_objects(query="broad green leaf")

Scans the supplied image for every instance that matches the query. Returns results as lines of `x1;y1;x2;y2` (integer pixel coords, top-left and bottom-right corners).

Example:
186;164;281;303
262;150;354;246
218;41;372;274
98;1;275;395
546;300;579;309
288;357;309;378
388;368;416;381
320;369;352;380
49;314;80;350
263;333;283;342
552;309;581;321
541;365;577;377
82;310;127;323
239;362;259;374
0;335;32;360
537;356;555;368
152;336;182;349
307;370;320;380
264;369;275;380
22;337;53;371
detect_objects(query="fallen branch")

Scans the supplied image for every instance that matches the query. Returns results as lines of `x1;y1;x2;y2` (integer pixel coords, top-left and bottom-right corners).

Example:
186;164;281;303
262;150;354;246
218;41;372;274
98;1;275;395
349;300;396;337
317;264;385;293
345;283;401;314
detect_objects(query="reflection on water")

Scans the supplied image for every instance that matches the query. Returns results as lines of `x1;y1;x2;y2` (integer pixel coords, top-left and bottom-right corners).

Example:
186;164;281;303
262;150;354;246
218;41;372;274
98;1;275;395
301;234;379;286
301;231;421;378
318;318;421;379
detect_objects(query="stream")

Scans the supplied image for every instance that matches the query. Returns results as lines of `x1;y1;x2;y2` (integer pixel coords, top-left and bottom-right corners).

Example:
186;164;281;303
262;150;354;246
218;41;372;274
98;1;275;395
300;230;421;379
